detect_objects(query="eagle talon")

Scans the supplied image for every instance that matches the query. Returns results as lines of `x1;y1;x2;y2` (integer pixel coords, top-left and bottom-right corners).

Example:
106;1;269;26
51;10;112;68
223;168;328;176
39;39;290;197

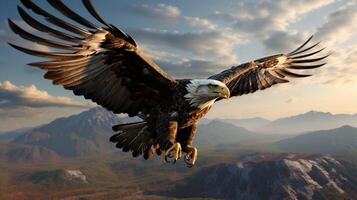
165;155;171;163
164;142;182;164
184;147;197;168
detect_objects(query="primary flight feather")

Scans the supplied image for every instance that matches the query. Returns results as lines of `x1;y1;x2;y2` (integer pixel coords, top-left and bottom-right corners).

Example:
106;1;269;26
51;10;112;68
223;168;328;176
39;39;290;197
9;0;329;167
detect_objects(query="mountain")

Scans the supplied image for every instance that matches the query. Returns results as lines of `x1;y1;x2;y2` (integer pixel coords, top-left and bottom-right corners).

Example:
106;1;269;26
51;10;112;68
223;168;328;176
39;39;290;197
195;120;260;148
0;142;61;162
223;117;271;131
259;111;357;134
13;107;123;157
171;154;357;200
275;125;357;156
6;145;61;162
202;117;270;131
204;111;357;134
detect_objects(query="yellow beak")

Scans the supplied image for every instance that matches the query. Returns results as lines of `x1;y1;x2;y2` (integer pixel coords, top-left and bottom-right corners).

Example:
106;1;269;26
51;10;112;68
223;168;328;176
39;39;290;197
216;86;230;99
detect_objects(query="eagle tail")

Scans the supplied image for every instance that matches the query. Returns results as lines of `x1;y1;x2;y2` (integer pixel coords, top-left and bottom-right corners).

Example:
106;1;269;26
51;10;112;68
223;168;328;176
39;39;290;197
110;121;156;159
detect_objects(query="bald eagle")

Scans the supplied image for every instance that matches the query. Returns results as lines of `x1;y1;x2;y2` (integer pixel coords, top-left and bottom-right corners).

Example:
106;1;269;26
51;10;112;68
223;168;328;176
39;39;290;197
9;0;329;167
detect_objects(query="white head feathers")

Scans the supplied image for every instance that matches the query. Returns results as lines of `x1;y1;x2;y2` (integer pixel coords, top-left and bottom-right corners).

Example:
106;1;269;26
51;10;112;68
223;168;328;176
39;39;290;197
184;79;227;109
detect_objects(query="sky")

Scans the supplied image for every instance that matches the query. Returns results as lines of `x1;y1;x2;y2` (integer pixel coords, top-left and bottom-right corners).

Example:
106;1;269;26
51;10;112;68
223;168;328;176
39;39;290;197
0;0;356;131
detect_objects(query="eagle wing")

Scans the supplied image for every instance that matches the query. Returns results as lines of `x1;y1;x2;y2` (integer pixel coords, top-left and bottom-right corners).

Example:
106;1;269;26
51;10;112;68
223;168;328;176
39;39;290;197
9;0;176;116
209;36;329;98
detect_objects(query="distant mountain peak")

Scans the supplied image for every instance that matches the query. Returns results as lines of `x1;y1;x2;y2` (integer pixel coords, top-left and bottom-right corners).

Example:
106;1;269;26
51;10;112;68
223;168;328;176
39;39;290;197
208;119;236;126
83;106;112;115
13;107;124;157
259;110;357;134
304;110;332;115
335;124;356;131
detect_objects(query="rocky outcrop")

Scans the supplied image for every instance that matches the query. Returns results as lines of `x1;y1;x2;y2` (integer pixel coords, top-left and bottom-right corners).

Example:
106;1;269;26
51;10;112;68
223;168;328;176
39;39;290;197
172;154;356;200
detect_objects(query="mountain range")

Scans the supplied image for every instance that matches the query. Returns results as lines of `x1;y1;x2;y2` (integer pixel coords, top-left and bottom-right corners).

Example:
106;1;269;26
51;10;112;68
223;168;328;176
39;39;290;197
8;108;271;158
1;108;357;199
2;107;357;161
209;111;357;134
259;111;357;134
3;109;357;139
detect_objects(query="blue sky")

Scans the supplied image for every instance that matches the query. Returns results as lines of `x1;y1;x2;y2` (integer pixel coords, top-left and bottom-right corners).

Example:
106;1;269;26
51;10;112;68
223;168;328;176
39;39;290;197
0;0;356;131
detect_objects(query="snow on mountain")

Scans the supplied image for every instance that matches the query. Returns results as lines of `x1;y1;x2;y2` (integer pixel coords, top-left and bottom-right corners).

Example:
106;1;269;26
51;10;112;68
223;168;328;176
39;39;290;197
64;170;88;184
31;169;88;185
172;154;357;200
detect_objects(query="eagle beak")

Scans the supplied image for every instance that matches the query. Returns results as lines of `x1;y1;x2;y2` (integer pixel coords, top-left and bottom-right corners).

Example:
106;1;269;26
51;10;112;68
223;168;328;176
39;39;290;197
222;86;230;99
216;86;230;99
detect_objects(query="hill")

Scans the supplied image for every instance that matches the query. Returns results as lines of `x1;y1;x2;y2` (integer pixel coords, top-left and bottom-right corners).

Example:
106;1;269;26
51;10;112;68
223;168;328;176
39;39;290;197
195;120;260;148
0;142;61;162
275;125;357;156
204;117;270;131
259;111;357;134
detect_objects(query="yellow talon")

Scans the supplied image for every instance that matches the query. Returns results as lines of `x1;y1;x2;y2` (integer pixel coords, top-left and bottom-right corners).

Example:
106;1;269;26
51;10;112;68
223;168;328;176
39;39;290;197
165;142;182;163
184;147;198;168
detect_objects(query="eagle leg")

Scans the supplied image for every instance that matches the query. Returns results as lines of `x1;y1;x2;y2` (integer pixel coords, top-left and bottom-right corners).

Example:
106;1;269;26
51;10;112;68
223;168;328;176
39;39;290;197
164;142;182;163
157;120;182;163
184;147;198;168
176;123;198;167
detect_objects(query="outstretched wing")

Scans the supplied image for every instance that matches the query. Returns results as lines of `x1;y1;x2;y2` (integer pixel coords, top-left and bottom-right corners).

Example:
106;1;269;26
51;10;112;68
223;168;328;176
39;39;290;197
209;36;329;98
9;0;176;116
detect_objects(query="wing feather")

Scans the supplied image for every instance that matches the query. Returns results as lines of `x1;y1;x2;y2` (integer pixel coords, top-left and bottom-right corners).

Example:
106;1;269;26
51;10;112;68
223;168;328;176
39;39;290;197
47;0;100;30
20;0;91;36
9;0;176;115
8;43;83;59
8;19;81;50
209;36;329;98
17;6;81;42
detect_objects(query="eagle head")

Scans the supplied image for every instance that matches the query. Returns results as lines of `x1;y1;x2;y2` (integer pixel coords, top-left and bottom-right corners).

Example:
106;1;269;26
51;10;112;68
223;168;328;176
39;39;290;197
184;79;230;109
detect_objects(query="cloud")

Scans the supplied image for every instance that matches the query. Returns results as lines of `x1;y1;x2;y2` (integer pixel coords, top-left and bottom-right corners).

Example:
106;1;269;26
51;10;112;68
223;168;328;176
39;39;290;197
320;44;357;85
132;3;181;20
0;81;93;109
139;45;228;79
262;31;309;53
212;0;335;37
316;1;357;46
309;2;357;85
130;3;216;30
156;58;225;79
254;1;357;87
132;28;240;63
183;16;217;30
